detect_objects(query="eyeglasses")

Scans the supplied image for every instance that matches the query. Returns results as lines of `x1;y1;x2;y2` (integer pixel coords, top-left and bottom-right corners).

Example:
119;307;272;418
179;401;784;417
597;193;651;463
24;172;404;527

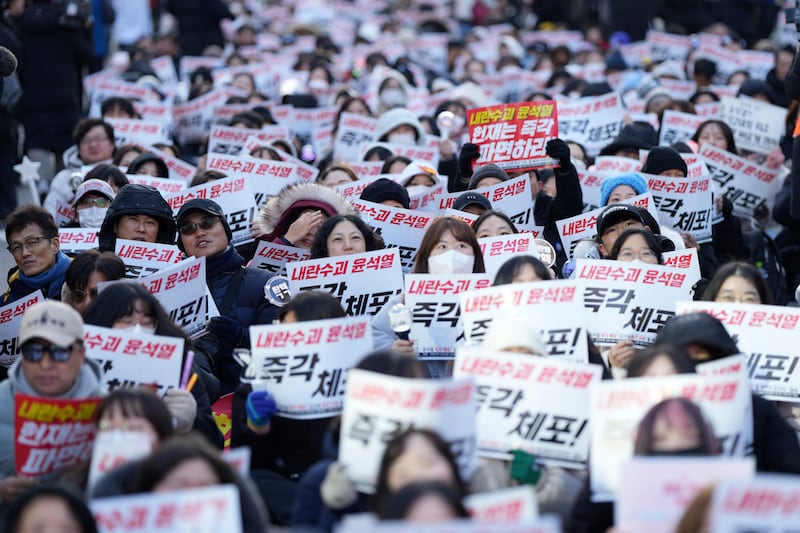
179;216;219;236
69;287;98;304
6;236;52;256
618;249;657;261
80;135;110;146
20;341;78;363
77;196;111;209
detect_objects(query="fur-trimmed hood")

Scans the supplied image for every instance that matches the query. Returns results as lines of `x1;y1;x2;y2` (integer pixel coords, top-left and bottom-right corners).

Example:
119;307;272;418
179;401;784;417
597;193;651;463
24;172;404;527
252;182;356;240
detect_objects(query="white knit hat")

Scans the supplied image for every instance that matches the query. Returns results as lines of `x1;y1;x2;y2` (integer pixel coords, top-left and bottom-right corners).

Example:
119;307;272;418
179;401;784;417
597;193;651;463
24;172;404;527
481;317;547;355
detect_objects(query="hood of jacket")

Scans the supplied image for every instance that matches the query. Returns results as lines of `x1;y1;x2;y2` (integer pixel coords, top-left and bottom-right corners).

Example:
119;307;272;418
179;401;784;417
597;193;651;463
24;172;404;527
98;184;177;251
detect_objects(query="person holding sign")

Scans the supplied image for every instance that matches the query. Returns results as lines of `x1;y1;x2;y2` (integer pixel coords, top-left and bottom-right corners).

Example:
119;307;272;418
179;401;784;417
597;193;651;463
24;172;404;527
0;302;101;512
97;184;177;252
3;205;71;304
309;215;384;259
176;199;277;394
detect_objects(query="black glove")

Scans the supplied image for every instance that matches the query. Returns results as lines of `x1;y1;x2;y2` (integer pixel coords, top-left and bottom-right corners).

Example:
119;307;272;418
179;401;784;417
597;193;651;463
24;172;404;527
546;138;572;170
458;143;481;179
206;316;247;352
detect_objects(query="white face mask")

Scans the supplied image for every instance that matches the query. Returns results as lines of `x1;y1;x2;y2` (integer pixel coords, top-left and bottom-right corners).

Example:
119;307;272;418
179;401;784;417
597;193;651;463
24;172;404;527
308;79;329;92
405;185;429;197
78;206;108;228
388;132;416;145
121;323;156;336
380;88;406;108
427;249;475;275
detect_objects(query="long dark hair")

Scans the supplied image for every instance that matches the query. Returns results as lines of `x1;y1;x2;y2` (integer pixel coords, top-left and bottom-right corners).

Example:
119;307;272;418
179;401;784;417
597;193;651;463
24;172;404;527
691;119;738;154
309;214;384;259
633;398;719;456
277;290;346;322
626;343;697;377
5;484;98;533
702;261;772;304
413;217;485;274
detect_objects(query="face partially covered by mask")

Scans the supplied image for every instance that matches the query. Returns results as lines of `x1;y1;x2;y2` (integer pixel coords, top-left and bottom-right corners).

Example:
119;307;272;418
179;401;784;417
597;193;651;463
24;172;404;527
380;87;407;108
78;206;108;228
120;323;157;336
427;249;475;274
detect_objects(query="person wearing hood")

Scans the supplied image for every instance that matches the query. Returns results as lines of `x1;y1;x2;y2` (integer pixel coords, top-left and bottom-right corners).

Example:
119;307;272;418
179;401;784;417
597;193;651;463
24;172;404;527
176;199;277;394
599;122;658;159
125;151;169;178
97;184;177;252
374;108;427;147
64;179;115;229
252;182;356;249
375;70;411;114
398;159;442;197
44;119;116;217
3;205;71;304
0;301;102;507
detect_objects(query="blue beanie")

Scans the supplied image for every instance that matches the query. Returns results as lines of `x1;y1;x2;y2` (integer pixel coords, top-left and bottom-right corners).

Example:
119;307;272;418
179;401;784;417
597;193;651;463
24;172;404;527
600;173;648;206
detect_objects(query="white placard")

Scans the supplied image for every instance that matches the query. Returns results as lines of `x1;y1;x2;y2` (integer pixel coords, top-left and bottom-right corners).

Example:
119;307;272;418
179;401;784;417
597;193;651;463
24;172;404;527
436;175;535;228
205;153;302;204
465;486;539;524
125;176;188;197
454;348;601;467
105;118;169;147
709;475;800;533
247;316;373;419
576;259;693;347
334;112;377;161
250;240;309;276
287;248;404;316
658;110;705;147
172;87;233;144
58;228;100;255
0;291;43;367
405;274;492;360
719;96;786;155
646;173;713;242
661;248;702;285
557;93;625;157
478;233;537;280
88;430;153;491
339;369;476;493
115;239;184;278
139;257;208;336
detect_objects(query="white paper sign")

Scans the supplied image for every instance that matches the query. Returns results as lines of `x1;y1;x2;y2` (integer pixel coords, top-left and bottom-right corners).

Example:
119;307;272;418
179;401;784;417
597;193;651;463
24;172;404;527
205;153;302;204
334;112;377;161
250;240;310;276
709;475;800;533
557;94;625;157
0;291;43;367
105;118;169;147
248;316;373;419
139;257;209;336
465;486;539;524
719;96;786;155
437;175;535;228
658;110;705;146
339;369;476;493
88;430;153;491
115;239;184;278
58;228;100;255
125;176;187;197
646;173;713;242
478;233;537;280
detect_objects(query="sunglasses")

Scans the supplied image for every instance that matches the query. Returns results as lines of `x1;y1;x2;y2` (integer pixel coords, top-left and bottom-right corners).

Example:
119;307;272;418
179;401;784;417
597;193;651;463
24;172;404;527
179;216;219;236
21;341;78;363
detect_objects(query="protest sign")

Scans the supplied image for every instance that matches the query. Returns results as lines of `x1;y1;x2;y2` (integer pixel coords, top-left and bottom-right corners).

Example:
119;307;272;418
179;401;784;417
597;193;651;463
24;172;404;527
166;176;256;246
205;153;302;204
250;240;309;276
455;348;601;467
407;183;445;213
339;519;561;533
88;79;159;117
478;233;537;280
115;239;184;278
287;248;404;316
577;171;605;212
700;143;782;217
646;173;713;243
436;175;534;228
339;369;476;493
658;110;705;147
405;274;492;360
247;316;373;419
646;30;692;62
334;112;377;161
207;124;290;156
676;301;800;402
557;93;625;157
91;485;242;533
88;430;153;491
126;176;187;197
332;174;383;201
350;199;433;272
464;486;539;524
661;248;702;285
145;146;197;183
15;394;101;477
172;87;233;144
269;146;320;183
459;280;589;362
556;192;657;259
659;79;697;101
0;291;43;367
709;475;800;533
132;101;173;125
344;161;384;180
576;259;692;347
105;118;169;148
366;142;441;168
139;257;209;336
616;457;754;533
590;373;751;501
58;228;99;255
719;96;785;155
592;156;642;175
467;101;558;172
83;325;184;395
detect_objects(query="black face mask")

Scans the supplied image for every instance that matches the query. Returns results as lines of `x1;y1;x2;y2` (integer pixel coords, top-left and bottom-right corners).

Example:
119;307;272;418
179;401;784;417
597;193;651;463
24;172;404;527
648;446;709;457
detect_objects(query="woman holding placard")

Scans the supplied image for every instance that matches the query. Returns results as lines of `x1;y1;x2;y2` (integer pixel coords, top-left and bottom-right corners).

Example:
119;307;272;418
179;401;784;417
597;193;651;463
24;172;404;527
309;214;384;259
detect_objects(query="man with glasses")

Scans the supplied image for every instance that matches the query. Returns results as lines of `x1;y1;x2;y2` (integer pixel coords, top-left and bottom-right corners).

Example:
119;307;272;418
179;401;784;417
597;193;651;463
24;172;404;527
3;205;70;304
176;199;277;394
0;301;102;508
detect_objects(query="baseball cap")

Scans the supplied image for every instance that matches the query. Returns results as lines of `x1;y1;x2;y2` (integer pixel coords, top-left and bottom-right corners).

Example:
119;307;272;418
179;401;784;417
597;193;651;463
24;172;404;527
452;191;492;212
595;204;645;238
20;301;84;347
72;179;115;207
175;198;232;249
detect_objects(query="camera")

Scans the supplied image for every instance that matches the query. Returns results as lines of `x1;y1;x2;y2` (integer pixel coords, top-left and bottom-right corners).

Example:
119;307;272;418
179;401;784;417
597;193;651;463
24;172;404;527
52;0;93;30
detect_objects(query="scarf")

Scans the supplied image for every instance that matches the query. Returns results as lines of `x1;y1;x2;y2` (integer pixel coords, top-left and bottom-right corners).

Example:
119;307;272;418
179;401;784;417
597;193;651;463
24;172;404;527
17;251;71;298
206;244;245;281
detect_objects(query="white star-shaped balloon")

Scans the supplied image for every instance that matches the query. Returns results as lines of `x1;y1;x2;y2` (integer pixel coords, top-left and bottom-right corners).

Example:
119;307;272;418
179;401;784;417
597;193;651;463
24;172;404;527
14;156;42;206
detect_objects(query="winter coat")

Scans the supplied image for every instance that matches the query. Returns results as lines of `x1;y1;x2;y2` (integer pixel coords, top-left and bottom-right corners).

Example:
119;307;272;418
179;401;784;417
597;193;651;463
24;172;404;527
97;184;177;252
534;163;584;273
164;0;232;57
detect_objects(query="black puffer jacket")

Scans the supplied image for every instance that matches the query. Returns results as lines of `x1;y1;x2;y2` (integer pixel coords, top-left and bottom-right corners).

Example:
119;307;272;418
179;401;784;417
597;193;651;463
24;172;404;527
98;184;177;252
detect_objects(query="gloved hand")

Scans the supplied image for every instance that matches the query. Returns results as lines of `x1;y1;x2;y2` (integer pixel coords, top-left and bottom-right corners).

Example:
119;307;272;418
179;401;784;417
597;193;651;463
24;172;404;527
320;462;358;510
164;388;197;433
458;143;481;179
545;138;572;171
246;389;278;431
206;316;247;352
509;449;541;486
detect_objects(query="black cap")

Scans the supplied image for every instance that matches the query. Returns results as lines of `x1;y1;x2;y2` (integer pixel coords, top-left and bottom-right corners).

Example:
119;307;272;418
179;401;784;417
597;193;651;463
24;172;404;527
360;178;410;209
175;198;232;252
595;204;644;238
641;146;688;176
453;191;492;212
655;313;739;358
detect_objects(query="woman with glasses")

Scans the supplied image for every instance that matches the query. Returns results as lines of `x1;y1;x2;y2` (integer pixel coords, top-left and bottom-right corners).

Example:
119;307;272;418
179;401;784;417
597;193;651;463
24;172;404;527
44;118;116;216
3;205;71;304
61;250;125;314
176;198;277;394
607;228;664;265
